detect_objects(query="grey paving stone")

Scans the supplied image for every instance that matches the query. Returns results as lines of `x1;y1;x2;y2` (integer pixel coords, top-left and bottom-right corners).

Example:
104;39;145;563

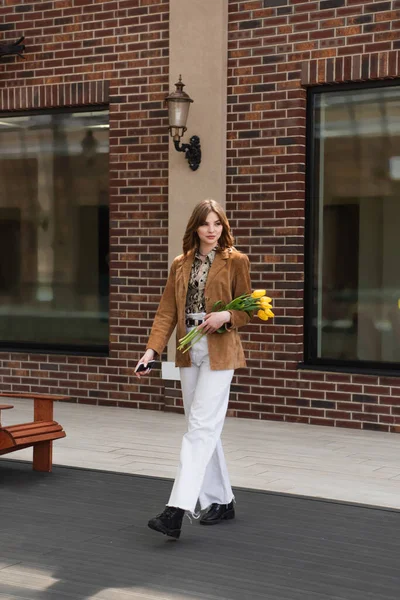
0;461;400;600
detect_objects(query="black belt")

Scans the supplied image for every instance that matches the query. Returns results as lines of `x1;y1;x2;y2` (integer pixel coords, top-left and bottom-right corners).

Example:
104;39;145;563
186;317;204;327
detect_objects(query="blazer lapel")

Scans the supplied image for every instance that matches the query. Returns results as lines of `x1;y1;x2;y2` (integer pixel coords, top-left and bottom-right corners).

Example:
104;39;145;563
205;248;229;291
180;250;195;295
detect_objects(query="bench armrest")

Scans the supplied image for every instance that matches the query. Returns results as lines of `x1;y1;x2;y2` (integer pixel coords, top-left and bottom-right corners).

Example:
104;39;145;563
0;393;68;423
34;398;54;422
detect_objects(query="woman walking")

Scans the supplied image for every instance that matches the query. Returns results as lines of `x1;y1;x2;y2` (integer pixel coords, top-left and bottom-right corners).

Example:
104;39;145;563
135;198;251;539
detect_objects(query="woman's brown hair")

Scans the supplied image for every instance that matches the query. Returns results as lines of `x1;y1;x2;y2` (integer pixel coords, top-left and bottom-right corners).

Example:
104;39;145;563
182;199;234;255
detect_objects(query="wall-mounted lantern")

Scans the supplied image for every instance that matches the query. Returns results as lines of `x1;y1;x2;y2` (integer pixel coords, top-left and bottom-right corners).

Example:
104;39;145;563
165;75;201;171
0;37;25;60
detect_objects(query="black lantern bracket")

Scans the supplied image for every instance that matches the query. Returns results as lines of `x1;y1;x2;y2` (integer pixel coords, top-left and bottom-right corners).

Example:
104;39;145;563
173;135;201;172
0;36;25;60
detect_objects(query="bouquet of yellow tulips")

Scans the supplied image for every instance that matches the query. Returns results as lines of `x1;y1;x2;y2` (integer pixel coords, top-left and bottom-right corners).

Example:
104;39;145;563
177;289;274;353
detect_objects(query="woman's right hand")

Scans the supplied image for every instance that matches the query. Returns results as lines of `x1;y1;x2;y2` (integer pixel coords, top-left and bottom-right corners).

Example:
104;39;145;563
134;349;156;378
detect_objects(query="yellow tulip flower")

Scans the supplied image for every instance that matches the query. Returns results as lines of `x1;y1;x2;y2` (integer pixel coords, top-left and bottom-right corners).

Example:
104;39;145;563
251;289;266;299
259;298;272;308
264;309;274;318
261;305;273;311
257;309;269;321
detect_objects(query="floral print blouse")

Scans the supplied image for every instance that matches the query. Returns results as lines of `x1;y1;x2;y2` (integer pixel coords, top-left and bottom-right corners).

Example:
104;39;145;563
185;248;216;314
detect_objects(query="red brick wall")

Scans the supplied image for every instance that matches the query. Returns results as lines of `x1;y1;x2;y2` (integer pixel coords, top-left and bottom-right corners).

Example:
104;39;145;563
1;0;400;432
225;0;400;432
0;0;170;411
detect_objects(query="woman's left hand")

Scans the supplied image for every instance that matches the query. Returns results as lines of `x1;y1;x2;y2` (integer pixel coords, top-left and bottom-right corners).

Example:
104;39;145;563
199;311;231;334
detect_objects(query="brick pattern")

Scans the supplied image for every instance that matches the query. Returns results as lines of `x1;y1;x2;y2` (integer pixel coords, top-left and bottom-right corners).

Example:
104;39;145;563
301;49;400;85
2;0;400;432
225;0;400;432
0;0;170;411
0;81;109;110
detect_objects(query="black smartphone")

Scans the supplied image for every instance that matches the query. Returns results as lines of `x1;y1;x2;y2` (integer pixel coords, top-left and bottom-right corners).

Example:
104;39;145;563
135;360;156;373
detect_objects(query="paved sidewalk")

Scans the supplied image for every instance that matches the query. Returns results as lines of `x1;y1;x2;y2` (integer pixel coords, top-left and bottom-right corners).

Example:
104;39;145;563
2;462;399;600
2;398;400;509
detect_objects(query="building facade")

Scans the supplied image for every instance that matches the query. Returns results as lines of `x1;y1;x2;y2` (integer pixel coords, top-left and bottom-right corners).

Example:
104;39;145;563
1;0;400;432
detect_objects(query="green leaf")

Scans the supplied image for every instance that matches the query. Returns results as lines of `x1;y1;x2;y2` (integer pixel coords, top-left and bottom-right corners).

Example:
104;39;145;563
212;300;224;311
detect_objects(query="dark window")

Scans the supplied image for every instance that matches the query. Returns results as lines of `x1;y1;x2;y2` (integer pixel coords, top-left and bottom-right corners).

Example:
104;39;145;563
0;108;109;353
306;83;400;369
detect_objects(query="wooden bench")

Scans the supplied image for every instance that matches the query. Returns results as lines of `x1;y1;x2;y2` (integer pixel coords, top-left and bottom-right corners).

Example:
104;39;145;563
0;393;67;472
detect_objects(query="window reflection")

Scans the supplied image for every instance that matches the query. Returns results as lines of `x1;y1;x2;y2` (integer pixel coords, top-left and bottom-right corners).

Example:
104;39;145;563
311;86;400;364
0;109;109;350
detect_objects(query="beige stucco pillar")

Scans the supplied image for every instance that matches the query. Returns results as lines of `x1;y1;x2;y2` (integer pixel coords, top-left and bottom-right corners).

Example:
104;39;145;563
163;0;228;378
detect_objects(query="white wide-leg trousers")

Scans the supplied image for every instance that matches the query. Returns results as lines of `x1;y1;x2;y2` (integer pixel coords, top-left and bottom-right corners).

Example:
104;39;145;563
167;329;234;513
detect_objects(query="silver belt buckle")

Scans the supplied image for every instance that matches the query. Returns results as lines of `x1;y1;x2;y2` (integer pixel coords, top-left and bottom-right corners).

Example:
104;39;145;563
186;317;203;326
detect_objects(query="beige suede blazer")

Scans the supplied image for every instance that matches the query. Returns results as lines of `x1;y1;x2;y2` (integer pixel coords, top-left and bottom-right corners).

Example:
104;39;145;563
146;247;252;370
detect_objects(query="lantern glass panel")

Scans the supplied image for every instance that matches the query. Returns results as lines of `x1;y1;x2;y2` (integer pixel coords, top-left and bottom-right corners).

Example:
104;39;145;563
168;100;190;128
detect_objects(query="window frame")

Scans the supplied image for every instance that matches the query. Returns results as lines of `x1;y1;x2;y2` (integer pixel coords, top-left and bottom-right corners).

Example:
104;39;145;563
304;79;400;375
0;104;110;356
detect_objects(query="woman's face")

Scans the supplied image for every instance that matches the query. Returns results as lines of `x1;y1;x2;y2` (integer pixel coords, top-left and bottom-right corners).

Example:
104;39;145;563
197;211;223;248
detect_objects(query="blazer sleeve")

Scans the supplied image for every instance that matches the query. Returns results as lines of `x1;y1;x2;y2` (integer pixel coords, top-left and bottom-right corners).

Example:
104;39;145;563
146;258;178;356
227;253;252;330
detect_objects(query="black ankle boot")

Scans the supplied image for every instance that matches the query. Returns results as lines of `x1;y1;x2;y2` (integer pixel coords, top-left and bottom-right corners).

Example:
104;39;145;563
148;506;185;539
199;501;235;525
